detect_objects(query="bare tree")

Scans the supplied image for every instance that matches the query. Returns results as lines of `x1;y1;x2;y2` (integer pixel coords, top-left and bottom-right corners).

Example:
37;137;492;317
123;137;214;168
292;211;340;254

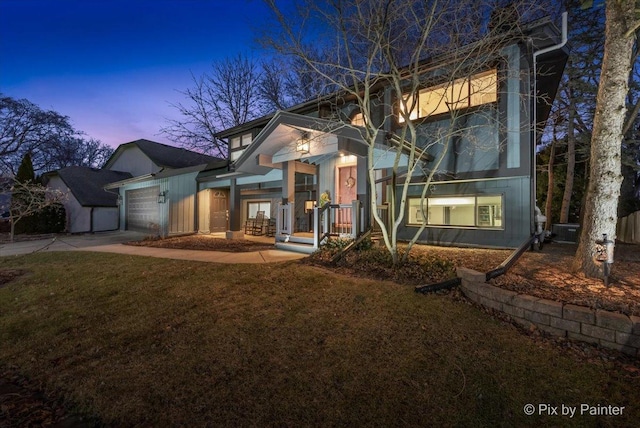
259;54;337;114
1;179;67;241
259;58;292;113
263;0;548;264
1;94;114;175
40;136;114;171
573;0;640;278
162;54;263;157
0;94;71;175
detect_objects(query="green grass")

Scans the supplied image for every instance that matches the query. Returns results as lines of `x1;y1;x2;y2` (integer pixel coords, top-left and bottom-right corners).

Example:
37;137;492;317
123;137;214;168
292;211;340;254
0;252;638;427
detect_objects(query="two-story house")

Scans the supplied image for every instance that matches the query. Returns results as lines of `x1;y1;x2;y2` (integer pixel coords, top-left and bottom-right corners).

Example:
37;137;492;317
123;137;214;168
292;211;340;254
194;16;568;253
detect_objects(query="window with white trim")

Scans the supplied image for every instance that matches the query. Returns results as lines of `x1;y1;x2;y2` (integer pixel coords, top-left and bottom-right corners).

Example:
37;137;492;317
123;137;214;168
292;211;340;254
407;194;503;228
229;132;253;162
247;201;271;219
399;69;498;121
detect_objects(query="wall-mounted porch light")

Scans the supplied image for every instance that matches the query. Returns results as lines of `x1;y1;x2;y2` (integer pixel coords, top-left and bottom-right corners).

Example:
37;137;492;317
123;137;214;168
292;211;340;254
158;191;167;204
296;131;310;154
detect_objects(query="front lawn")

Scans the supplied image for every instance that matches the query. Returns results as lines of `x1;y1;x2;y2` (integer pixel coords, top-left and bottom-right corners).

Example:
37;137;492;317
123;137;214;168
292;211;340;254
1;252;639;426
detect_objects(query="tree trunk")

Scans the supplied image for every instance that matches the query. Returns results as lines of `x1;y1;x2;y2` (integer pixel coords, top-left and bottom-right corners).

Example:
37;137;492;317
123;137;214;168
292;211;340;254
573;0;635;278
560;101;576;223
545;141;557;229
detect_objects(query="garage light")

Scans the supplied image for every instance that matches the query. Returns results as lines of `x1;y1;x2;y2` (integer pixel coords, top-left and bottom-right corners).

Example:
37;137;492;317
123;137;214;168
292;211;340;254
158;191;167;204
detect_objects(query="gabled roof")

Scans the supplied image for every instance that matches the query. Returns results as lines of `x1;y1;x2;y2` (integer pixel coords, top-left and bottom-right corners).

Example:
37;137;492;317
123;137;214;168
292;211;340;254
103;139;223;170
230;111;379;175
45;166;132;207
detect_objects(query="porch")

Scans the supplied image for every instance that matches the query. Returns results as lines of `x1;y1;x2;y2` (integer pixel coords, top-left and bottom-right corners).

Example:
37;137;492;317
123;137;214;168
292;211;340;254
198;111;396;252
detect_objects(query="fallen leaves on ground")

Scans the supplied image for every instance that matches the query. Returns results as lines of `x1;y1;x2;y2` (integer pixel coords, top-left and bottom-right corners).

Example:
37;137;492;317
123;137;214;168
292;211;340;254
125;234;275;252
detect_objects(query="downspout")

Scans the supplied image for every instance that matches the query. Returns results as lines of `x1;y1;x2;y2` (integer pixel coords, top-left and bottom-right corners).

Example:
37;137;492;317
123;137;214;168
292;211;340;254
415;234;537;294
531;12;568;234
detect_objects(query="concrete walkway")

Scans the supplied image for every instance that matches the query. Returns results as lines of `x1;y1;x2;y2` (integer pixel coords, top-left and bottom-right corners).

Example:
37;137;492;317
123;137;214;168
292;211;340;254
0;231;306;263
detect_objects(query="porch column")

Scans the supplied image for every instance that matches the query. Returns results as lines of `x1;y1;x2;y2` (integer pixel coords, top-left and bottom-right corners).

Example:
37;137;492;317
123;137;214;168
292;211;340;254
356;155;370;230
226;178;243;239
282;160;295;203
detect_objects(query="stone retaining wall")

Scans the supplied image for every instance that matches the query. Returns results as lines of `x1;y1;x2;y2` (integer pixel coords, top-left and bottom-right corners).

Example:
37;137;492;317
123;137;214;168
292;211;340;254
457;267;640;357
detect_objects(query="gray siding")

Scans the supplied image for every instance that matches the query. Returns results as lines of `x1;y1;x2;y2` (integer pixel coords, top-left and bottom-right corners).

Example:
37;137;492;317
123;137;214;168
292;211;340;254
397;176;531;248
119;171;199;236
168;171;198;234
107;146;160;176
92;207;119;232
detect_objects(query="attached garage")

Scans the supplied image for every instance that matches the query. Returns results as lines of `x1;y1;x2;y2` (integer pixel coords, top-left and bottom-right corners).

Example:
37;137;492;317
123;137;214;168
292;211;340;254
107;166;205;237
125;186;160;232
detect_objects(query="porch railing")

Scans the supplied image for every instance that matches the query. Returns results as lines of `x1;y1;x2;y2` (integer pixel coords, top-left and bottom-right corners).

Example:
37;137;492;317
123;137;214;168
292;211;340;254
313;200;361;248
277;200;363;250
373;203;390;233
276;202;293;235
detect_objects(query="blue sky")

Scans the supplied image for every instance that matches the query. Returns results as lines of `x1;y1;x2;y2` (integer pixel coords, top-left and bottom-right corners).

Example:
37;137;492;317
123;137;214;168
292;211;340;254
0;0;269;148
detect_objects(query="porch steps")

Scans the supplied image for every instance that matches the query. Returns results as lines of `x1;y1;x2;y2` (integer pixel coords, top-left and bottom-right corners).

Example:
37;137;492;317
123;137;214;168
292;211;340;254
275;241;316;254
274;234;316;254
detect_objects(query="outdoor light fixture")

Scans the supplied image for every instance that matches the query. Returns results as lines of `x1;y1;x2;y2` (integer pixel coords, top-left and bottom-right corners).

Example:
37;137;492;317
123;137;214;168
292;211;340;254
296;131;310;154
157;191;167;204
304;200;316;213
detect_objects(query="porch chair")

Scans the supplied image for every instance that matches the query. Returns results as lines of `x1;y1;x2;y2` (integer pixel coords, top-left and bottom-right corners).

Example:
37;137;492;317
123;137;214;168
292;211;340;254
244;211;266;235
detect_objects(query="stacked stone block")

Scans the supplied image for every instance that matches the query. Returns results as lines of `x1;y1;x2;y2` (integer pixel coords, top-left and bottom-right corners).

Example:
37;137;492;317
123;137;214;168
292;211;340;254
457;267;640;357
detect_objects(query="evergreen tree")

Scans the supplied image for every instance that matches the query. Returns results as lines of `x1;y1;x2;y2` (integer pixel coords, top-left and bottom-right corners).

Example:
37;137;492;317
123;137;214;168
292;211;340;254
15;152;36;184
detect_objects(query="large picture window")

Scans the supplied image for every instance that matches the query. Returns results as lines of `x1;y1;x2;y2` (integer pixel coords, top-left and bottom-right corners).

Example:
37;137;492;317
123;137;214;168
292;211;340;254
399;69;497;121
407;194;503;228
247;201;271;219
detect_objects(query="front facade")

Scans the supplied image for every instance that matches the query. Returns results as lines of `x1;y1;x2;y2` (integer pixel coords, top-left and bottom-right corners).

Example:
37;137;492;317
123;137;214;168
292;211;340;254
196;19;567;251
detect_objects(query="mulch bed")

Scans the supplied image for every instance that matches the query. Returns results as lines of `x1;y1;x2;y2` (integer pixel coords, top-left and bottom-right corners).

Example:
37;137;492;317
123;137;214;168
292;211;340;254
490;243;640;317
308;240;640;317
124;235;275;252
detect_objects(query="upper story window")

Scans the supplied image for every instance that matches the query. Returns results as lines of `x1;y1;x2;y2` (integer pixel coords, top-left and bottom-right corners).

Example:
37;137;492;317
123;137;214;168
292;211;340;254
399;69;498;122
229;132;253;161
351;112;366;127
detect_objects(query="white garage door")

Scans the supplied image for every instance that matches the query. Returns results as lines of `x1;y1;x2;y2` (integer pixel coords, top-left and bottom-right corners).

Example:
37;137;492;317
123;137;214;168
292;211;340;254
126;186;160;232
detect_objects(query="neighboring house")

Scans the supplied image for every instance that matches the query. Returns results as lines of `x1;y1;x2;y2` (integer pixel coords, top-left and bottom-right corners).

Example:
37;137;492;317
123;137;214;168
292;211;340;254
195;17;568;253
103;139;223;236
43;167;132;233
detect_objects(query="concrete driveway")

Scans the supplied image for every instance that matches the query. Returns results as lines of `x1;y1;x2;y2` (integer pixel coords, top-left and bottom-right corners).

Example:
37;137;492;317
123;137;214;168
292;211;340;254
0;231;306;263
0;230;147;257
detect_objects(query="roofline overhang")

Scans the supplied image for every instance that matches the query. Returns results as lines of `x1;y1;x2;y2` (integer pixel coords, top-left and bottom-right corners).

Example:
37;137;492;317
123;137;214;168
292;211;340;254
233;110;382;170
104;173;156;189
104;163;209;189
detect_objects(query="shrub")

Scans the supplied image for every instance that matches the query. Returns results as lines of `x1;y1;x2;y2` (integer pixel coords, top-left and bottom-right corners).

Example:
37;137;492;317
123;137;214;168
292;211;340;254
34;203;66;233
14;203;66;234
310;242;456;285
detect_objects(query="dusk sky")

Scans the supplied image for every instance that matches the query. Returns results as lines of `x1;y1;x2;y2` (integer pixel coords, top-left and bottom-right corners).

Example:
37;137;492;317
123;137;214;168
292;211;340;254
0;0;271;148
